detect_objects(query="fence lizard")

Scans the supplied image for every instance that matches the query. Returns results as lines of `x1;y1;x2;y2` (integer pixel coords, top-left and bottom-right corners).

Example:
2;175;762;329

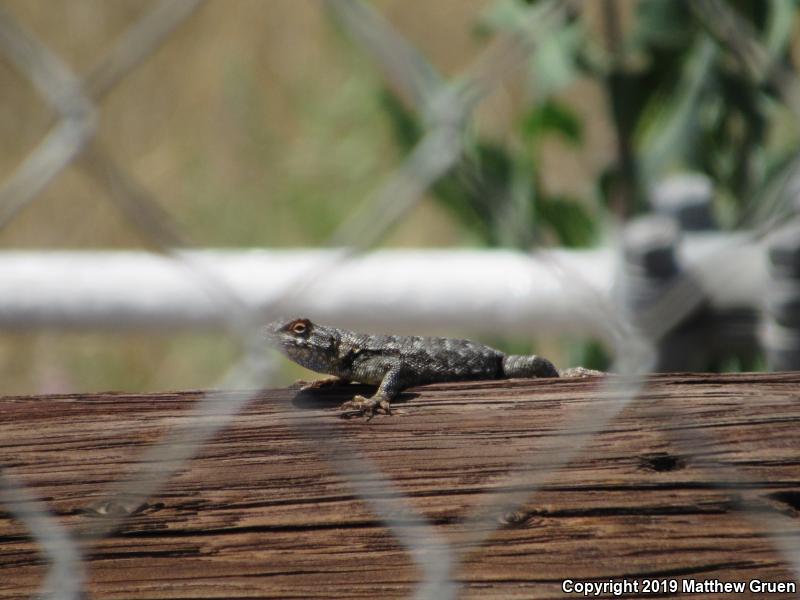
264;317;600;418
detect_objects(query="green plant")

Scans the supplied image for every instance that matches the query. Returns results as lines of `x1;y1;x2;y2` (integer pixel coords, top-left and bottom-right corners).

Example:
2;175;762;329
382;0;800;242
376;0;800;371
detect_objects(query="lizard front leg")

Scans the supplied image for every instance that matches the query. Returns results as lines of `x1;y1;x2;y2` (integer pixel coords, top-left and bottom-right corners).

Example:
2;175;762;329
340;365;403;419
296;375;350;391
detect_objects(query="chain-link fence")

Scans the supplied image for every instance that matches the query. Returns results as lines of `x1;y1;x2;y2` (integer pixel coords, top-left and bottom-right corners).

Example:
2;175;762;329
1;1;800;598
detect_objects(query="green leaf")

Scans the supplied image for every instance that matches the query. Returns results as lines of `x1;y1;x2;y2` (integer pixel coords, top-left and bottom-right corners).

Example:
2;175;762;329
637;37;716;183
522;99;583;145
531;21;583;97
633;0;694;48
764;0;796;60
536;195;596;247
476;0;535;36
378;88;423;150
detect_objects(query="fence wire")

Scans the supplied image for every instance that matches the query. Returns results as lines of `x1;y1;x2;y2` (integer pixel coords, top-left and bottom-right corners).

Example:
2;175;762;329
0;1;799;599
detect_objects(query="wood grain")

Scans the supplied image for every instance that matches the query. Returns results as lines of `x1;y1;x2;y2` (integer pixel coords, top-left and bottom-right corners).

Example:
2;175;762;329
0;373;799;599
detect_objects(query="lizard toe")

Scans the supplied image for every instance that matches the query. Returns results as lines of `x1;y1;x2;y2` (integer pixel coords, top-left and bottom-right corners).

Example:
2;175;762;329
339;395;369;419
339;395;390;420
291;379;311;390
559;367;605;378
300;376;346;391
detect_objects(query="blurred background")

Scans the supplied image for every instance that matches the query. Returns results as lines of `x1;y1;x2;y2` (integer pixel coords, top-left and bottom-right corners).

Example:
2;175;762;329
1;0;799;395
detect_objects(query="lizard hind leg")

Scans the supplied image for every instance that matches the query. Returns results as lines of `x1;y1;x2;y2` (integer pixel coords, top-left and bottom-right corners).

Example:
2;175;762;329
502;354;559;378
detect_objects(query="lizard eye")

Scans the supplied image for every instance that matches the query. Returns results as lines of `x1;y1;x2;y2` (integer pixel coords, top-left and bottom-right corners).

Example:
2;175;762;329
291;322;307;334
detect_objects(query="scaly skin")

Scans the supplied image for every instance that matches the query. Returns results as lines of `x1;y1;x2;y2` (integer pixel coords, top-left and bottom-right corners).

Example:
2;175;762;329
264;317;592;419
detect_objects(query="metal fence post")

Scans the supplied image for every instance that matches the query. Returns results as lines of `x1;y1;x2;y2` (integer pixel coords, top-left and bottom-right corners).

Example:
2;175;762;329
763;222;800;370
650;173;716;232
622;214;708;371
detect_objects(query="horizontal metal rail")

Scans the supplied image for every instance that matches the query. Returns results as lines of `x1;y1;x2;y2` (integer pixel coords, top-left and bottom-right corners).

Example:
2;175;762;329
0;234;763;335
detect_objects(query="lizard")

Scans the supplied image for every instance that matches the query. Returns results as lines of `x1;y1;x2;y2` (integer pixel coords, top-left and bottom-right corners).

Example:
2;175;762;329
264;317;601;418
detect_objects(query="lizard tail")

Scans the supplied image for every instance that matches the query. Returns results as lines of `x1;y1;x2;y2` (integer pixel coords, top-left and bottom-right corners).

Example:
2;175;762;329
502;354;559;379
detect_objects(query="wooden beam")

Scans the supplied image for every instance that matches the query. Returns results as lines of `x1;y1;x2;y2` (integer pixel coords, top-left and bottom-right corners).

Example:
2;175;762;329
0;373;799;598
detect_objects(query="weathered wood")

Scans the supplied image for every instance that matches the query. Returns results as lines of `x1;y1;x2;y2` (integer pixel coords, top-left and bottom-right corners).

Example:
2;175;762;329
0;373;799;598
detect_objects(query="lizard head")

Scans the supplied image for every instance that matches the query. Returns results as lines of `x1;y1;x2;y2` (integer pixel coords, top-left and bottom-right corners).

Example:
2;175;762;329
263;317;338;373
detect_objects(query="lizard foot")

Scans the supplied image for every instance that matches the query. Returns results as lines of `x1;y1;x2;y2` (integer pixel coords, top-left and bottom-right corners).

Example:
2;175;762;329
559;366;605;378
339;395;391;420
296;376;349;391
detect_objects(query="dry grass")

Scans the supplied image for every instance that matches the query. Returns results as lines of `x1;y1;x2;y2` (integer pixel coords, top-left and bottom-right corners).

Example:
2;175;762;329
0;0;611;395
